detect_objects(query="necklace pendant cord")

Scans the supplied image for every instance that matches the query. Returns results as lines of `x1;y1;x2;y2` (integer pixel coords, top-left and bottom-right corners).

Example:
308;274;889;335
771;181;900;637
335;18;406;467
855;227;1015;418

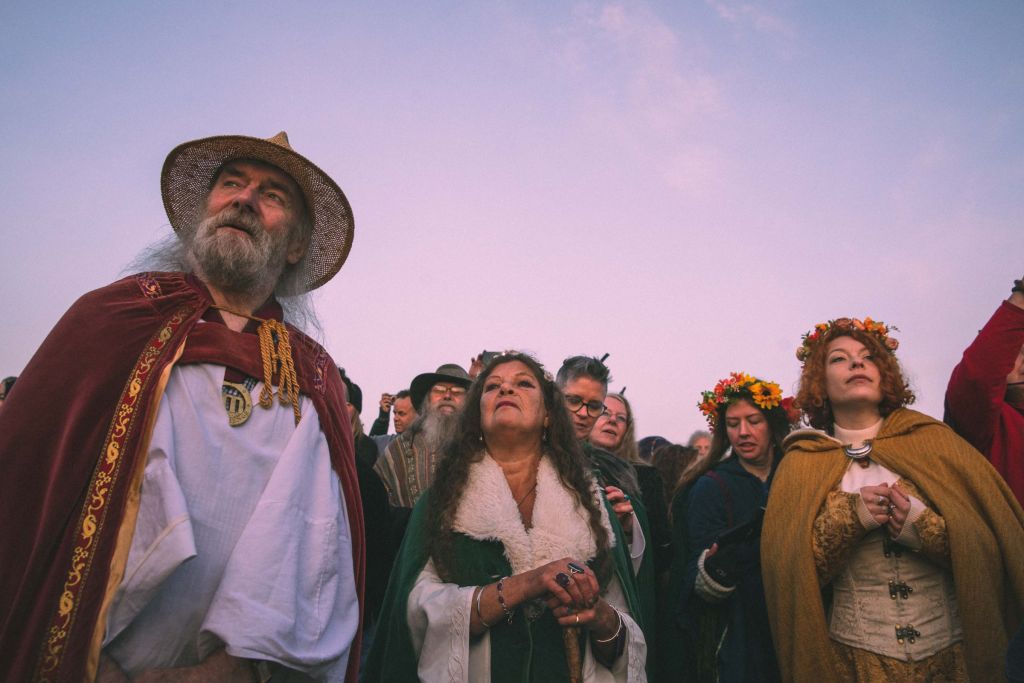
516;481;538;508
210;304;302;425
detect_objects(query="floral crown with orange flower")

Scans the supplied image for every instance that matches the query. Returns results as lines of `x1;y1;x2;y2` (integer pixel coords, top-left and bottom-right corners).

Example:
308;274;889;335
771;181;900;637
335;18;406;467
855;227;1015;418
698;372;797;429
795;317;899;365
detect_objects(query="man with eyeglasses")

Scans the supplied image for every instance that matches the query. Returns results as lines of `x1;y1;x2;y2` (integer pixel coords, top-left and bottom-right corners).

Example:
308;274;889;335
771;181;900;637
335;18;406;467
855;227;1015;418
374;363;471;513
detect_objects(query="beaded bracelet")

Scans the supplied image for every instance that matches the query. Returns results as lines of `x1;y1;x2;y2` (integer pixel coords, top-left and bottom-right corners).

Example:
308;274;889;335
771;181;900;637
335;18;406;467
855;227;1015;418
496;576;515;624
593;609;623;644
474;586;494;628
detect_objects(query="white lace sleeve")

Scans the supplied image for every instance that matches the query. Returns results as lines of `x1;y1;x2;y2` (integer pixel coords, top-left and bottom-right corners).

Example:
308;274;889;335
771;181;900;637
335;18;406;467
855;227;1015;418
582;572;648;682
407;559;488;683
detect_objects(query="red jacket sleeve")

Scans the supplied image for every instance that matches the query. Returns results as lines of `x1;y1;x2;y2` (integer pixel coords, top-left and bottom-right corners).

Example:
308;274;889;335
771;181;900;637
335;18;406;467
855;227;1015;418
945;301;1024;454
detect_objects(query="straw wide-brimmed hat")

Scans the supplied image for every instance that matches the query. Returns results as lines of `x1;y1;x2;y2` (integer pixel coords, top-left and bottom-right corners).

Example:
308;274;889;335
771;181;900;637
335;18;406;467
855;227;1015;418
161;131;354;293
410;364;472;409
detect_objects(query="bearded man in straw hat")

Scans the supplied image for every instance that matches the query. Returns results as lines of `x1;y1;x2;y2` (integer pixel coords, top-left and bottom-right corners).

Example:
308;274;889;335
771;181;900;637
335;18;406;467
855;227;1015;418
0;132;365;682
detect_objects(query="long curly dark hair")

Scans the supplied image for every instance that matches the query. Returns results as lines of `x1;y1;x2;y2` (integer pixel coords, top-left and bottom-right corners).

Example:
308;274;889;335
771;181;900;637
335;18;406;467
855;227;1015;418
426;352;613;586
795;329;915;430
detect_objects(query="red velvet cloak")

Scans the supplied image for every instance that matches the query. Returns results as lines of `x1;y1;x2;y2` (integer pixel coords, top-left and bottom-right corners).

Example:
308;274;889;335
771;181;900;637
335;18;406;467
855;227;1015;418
0;272;365;682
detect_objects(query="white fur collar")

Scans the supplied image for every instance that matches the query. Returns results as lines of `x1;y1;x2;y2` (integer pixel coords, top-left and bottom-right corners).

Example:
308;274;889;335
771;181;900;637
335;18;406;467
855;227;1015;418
451;453;614;576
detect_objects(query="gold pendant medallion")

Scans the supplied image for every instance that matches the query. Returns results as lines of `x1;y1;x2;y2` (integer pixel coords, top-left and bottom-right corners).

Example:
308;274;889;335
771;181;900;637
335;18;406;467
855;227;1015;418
222;380;254;426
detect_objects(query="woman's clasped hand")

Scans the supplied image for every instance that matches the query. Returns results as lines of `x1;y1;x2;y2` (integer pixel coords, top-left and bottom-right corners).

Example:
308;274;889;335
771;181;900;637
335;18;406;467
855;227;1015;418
530;557;620;636
858;482;912;535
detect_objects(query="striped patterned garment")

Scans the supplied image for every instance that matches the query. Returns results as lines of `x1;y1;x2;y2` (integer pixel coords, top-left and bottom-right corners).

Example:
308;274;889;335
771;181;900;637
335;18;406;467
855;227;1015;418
373;431;443;508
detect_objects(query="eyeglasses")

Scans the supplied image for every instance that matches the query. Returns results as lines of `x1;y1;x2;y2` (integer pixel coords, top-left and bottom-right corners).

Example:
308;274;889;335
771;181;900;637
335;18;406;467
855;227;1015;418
565;394;606;418
600;410;630;427
431;384;467;398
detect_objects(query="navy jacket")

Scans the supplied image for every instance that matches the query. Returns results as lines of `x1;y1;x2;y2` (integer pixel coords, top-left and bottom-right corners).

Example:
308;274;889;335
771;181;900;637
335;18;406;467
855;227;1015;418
681;456;781;683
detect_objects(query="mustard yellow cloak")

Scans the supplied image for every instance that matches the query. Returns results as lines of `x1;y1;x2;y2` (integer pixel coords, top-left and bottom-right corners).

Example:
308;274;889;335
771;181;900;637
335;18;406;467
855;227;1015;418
761;408;1024;682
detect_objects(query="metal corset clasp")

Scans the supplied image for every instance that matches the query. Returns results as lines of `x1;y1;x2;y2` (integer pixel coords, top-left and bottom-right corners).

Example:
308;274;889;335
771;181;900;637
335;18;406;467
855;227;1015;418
888;579;913;600
895;624;921;644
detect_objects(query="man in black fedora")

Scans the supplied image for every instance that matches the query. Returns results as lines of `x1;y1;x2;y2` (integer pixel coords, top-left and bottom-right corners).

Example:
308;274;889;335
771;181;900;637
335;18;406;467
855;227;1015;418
0;132;364;682
373;363;472;512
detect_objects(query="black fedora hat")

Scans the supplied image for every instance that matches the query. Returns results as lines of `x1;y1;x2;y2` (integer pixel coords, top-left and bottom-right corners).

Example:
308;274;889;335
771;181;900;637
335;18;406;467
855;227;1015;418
409;364;471;409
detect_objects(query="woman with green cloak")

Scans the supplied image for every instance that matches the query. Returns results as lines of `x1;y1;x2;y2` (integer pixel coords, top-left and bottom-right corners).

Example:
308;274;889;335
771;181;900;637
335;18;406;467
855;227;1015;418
364;352;649;682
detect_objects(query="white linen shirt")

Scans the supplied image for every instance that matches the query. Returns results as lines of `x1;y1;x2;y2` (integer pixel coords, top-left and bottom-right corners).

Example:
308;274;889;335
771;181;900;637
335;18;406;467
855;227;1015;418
103;363;358;681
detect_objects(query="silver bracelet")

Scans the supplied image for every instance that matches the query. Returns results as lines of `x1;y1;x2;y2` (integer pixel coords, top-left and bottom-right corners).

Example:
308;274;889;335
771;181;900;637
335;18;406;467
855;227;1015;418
593;609;623;643
475;585;494;628
496;576;515;624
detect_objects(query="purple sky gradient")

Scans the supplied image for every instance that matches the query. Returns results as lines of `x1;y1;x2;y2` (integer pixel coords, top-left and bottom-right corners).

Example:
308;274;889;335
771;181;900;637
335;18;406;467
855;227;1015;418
2;2;1022;441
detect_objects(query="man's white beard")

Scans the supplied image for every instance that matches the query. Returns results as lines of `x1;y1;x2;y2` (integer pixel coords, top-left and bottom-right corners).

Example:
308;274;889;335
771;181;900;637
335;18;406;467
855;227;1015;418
186;207;289;295
417;406;460;453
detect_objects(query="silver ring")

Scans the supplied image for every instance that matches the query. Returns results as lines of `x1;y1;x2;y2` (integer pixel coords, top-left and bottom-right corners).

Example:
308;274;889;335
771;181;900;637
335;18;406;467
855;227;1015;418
877;495;885;505
568;561;585;575
575;614;580;625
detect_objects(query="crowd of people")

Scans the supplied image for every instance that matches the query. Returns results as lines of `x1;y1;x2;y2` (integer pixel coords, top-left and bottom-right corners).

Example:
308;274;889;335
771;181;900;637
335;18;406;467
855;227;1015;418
1;131;1023;682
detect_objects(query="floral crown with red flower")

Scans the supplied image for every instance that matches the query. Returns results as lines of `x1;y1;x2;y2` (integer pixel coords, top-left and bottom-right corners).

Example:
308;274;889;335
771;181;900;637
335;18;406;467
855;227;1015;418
795;317;899;365
698;372;797;429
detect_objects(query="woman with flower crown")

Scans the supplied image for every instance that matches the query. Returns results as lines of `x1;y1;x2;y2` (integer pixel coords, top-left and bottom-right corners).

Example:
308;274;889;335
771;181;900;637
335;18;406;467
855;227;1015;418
761;317;1024;682
667;372;793;682
363;352;649;682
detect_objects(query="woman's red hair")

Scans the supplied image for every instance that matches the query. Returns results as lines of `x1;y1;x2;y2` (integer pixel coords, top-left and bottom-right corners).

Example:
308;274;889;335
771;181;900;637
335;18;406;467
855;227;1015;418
795;329;915;430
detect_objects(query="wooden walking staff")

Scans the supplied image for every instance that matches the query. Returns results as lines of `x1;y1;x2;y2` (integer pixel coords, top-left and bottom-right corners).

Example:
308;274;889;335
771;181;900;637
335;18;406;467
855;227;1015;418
556;564;586;683
563;626;583;683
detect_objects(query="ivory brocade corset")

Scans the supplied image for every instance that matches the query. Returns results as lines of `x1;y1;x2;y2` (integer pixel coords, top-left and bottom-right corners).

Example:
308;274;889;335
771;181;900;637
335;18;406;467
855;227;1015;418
828;528;962;660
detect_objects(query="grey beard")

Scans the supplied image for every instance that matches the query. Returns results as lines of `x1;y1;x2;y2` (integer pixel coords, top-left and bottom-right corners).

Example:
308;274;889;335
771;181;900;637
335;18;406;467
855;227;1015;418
416;408;460;453
185;207;288;296
124;211;322;337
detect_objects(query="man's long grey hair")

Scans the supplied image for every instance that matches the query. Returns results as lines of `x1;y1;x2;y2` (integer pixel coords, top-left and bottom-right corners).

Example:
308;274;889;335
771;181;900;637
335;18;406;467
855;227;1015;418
125;230;322;336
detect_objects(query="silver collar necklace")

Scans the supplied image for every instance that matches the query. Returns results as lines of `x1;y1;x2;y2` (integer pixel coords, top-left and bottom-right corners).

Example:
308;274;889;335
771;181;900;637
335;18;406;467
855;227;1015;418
844;441;873;460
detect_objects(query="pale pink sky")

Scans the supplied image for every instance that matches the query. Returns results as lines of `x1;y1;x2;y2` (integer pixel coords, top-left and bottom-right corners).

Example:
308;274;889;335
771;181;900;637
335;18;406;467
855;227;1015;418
2;2;1022;440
